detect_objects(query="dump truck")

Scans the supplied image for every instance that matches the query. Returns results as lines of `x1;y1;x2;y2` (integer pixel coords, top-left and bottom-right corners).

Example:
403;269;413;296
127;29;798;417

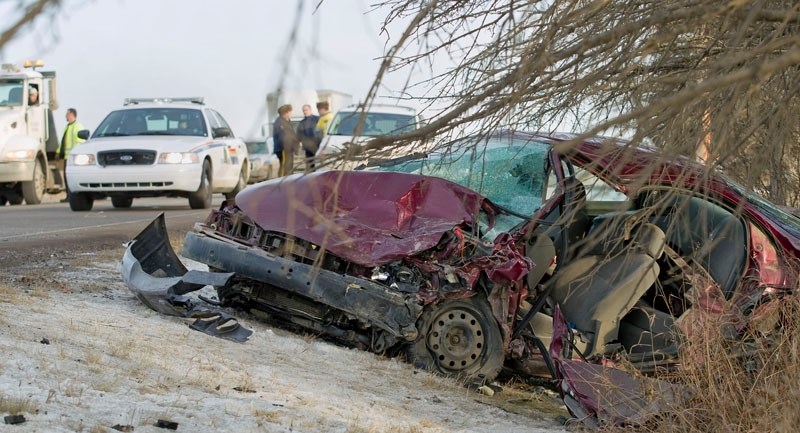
0;60;65;205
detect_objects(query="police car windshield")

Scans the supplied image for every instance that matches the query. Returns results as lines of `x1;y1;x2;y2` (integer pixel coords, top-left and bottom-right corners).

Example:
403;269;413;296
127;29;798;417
0;80;24;107
94;108;207;138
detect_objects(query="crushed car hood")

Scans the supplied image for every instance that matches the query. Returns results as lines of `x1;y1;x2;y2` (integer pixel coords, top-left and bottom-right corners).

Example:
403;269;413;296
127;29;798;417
234;170;494;267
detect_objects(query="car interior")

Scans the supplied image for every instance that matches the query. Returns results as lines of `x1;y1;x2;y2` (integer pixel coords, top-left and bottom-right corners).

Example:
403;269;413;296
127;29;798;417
523;173;749;371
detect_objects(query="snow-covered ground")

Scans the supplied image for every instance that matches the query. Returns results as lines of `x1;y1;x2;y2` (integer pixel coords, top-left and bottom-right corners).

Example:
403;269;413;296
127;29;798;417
0;251;568;433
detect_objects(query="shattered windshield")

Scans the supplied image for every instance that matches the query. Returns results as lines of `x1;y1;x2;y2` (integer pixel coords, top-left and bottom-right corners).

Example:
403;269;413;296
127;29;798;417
328;111;416;136
377;134;550;233
0;80;24;107
93;108;207;138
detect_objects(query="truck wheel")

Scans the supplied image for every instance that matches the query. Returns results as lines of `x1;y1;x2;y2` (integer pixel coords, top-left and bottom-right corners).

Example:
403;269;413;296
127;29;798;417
225;164;248;200
111;196;133;208
188;160;212;209
69;192;94;211
0;195;6;206
406;294;504;381
8;192;23;205
21;158;46;205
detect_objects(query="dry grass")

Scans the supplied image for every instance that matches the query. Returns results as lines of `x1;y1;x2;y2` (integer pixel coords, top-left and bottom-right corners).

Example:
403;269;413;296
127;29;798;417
89;425;109;433
0;392;39;415
0;281;20;305
606;294;800;432
254;408;284;426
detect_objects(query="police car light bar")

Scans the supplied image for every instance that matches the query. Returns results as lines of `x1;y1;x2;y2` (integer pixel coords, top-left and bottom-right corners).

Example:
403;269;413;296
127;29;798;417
123;97;205;106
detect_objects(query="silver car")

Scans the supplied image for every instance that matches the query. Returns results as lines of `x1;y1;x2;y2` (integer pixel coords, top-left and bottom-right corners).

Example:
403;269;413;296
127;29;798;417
245;136;279;184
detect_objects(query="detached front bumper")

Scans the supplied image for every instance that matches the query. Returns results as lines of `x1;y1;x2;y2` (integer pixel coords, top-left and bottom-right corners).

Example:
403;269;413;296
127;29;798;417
121;214;235;314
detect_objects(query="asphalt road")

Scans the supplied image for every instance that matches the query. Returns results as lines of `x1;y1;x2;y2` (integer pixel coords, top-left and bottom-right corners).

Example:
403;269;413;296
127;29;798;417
0;194;225;266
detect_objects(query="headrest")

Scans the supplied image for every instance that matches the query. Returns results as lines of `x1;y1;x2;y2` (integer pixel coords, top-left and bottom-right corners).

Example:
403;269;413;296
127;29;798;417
631;223;666;259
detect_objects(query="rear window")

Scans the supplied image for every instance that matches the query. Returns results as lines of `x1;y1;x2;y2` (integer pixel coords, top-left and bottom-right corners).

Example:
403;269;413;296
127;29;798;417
94;108;207;138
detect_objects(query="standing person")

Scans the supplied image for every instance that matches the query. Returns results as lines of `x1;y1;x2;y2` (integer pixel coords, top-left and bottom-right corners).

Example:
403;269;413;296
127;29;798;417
57;108;85;202
297;104;319;172
315;101;332;143
273;104;299;176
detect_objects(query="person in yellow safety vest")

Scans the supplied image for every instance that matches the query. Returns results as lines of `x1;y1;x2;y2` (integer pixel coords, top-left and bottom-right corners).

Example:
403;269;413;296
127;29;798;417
57;108;85;159
315;101;332;143
57;107;85;202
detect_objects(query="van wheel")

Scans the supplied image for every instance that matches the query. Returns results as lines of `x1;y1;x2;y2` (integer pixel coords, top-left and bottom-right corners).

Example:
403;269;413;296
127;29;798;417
406;293;504;381
111;196;133;208
69;192;94;211
188;160;212;209
21;158;46;205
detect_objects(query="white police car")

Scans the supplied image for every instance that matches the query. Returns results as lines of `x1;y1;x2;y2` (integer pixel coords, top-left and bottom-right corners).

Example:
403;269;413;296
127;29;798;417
67;97;249;211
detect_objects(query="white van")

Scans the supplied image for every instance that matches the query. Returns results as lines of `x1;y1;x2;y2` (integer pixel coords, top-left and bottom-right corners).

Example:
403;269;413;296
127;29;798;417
315;104;422;169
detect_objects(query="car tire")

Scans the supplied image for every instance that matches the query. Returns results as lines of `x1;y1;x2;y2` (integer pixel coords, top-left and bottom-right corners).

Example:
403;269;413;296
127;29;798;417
188;160;212;209
69;192;94;211
111;196;133;209
406;293;504;381
21;157;46;205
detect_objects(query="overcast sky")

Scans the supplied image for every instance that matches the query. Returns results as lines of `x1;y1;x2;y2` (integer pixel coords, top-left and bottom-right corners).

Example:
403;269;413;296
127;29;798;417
1;0;411;137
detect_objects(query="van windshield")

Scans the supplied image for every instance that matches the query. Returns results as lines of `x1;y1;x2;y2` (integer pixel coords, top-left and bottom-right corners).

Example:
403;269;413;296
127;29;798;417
328;111;416;136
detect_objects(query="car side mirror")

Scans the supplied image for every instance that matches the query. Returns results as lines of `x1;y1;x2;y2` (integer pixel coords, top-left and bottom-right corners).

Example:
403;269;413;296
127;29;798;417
213;127;232;138
77;129;90;140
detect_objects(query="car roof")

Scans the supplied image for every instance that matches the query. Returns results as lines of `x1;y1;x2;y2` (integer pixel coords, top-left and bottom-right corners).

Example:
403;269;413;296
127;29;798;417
118;97;207;110
336;103;416;115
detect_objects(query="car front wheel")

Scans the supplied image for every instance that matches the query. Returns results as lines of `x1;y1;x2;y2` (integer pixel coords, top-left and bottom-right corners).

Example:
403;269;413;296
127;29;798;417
406;293;504;381
188;160;212;209
69;192;94;211
111;196;133;208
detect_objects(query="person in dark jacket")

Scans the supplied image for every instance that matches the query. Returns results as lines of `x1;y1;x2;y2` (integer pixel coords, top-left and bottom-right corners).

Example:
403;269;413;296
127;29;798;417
273;104;299;176
297;104;319;172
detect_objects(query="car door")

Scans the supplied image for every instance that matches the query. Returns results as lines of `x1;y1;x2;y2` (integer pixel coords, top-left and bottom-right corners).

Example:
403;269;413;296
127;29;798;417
209;109;245;188
521;148;579;278
204;109;235;189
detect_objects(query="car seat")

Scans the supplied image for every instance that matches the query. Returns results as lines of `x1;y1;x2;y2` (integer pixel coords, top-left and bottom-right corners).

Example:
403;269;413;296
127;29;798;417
549;223;666;358
563;177;591;259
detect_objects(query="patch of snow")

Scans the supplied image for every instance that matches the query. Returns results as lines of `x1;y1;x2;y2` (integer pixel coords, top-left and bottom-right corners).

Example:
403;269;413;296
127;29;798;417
0;258;567;432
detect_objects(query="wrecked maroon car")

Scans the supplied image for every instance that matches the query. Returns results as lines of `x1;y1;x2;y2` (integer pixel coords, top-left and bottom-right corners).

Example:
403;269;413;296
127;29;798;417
123;131;800;391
